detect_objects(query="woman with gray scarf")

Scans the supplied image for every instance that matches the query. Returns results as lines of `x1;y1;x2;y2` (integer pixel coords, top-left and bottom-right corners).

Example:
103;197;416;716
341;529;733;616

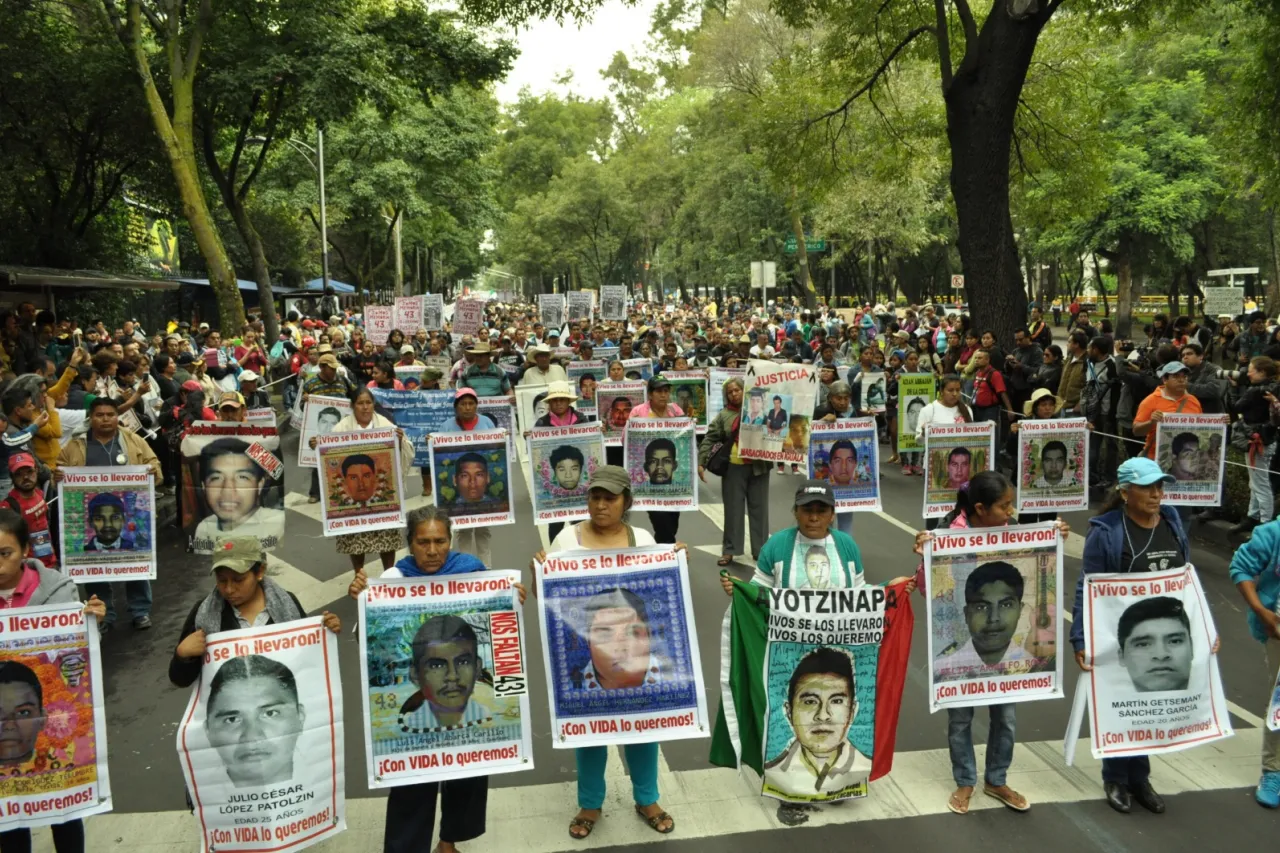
168;536;341;687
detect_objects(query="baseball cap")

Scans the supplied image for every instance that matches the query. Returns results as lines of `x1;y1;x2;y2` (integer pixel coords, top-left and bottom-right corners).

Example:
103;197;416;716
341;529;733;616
7;452;36;474
587;465;631;494
647;376;671;392
181;379;201;392
1157;361;1189;378
400;344;416;355
211;537;266;574
238;370;260;383
794;479;836;507
177;352;195;365
454;387;478;405
199;322;210;331
1116;457;1175;488
218;392;245;410
317;353;339;368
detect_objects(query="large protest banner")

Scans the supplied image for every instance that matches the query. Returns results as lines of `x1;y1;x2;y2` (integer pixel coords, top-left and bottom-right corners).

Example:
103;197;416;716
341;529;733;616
177;617;345;853
365;305;394;347
710;582;914;805
394;295;423;332
179;422;286;555
808;419;881;512
1155;414;1229;505
423;294;445;332
624;418;699;511
662;370;710;434
707;367;747;424
539;293;566;330
897;374;935;453
452;297;488;338
369;388;453;467
298;395;351;467
739;360;818;468
58;467;156;581
922;422;995;518
359;572;532;787
600;286;627;321
429;429;514;530
317;427;405;537
0;602;112;831
566;291;594;322
1016;418;1089;513
535;547;708;748
528;423;605;524
595;381;647;447
924;524;1063;711
859;371;888;414
1078;565;1231;758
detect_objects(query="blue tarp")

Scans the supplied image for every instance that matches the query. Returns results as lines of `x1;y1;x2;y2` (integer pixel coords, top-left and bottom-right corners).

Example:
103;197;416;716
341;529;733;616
302;278;356;293
175;277;259;292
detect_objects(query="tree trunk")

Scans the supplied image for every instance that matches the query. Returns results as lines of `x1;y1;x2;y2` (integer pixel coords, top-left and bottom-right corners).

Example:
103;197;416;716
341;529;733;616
1092;253;1109;318
788;187;816;311
1114;247;1136;339
1268;209;1280;317
1044;259;1060;306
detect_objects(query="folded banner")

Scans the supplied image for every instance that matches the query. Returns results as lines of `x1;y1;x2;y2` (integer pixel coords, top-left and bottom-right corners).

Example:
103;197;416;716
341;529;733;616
177;617;345;853
897;374;935;453
429;429;514;530
566;291;594;321
596;381;647;447
925;523;1063;711
359;572;532;788
0;603;112;831
536;547;708;748
317;427;406;536
1015;418;1089;513
394;295;423;332
624;418;699;511
423;294;445;332
859;371;888;415
369;389;454;467
1076;565;1231;759
179;422;286;555
600;286;627;321
740;360;818;467
922;422;995;518
528;423;605;524
662;370;710;434
365;306;394;347
58;466;156;581
539;293;566;330
1154;414;1229;506
709;581;914;804
299;395;351;467
707;367;747;424
808;419;881;512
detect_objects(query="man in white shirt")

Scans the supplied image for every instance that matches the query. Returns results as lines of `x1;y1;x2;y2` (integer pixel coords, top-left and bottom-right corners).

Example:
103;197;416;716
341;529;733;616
520;344;568;386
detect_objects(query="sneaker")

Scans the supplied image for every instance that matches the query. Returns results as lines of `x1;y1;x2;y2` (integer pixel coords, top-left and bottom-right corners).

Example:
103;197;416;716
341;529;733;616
133;615;153;631
1257;770;1280;808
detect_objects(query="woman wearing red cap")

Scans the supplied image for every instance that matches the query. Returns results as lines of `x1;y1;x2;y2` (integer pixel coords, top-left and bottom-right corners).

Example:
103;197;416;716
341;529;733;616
434;388;497;566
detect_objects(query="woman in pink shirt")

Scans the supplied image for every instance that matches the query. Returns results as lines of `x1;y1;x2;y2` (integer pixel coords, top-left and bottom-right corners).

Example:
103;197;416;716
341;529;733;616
627;376;686;544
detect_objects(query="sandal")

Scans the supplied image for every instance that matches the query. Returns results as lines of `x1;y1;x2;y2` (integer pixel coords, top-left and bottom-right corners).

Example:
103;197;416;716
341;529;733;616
717;554;734;567
634;803;674;834
568;811;599;840
983;784;1030;812
947;786;974;815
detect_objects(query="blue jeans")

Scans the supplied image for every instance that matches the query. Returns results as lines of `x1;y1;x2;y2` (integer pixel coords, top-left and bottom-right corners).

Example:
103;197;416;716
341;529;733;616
947;704;1016;787
84;580;152;624
576;743;660;810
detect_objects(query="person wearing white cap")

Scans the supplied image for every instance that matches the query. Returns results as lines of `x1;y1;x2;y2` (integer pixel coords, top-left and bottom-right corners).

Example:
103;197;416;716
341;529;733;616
237;369;268;408
396;343;422;369
519;344;567;386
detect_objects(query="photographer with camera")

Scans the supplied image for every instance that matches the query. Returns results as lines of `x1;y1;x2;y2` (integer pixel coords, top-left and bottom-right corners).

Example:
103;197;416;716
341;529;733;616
1081;336;1121;492
1230;356;1280;536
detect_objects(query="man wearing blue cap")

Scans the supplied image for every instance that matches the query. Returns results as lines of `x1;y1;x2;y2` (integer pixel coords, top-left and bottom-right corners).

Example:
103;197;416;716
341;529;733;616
1132;360;1201;459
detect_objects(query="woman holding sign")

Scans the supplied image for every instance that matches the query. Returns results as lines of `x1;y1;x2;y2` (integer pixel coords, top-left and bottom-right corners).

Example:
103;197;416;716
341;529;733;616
350;506;527;853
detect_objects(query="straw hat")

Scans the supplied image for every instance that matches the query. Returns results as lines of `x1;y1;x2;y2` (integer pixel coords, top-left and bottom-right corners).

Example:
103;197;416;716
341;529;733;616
1023;388;1064;417
543;380;578;403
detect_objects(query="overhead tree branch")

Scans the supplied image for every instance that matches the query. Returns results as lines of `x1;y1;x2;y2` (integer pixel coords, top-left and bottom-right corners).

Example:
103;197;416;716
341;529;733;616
934;0;953;90
806;26;934;127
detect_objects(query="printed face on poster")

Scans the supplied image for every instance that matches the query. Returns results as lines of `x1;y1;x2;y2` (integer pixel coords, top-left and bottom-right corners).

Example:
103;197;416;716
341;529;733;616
1155;415;1228;505
177;618;344;852
859;372;888;414
922;422;995;518
358;573;531;788
57;467;156;581
623;419;698;511
595;382;647;447
0;603;112;831
738;360;817;466
1016;418;1089;513
528;424;605;524
535;547;708;748
600;286;627;321
539;294;565;330
662;371;709;433
423;294;445;332
808;419;881;511
179;424;286;555
924;524;1063;710
1082;566;1231;758
514;385;551;441
429;430;514;530
707;368;747;424
317;427;406;536
897;374;935;452
762;587;885;803
299;395;352;467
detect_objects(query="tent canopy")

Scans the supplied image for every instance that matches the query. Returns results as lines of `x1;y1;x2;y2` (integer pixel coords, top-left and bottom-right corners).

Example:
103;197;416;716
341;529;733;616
302;278;356;293
176;277;259;292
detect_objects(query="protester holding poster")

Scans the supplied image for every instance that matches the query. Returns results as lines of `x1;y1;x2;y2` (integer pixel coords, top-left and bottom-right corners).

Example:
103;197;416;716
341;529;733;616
528;419;603;540
1071;458;1196;814
809;418;881;513
699;376;771;567
1154;413;1228;507
739;360;817;469
662;371;709;432
429;428;514;534
1015;417;1088;514
349;506;527;852
1228;517;1280;806
625;377;690;543
0;511;110;850
317;422;406;539
922;420;994;520
179;423;286;555
625;417;698;513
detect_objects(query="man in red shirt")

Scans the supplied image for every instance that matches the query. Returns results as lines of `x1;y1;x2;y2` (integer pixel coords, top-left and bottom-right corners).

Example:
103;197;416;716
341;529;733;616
3;453;56;568
971;349;1013;425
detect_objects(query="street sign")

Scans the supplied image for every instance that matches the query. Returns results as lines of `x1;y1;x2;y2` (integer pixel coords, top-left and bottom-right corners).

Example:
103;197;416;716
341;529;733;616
784;236;826;253
751;261;777;303
951;274;965;290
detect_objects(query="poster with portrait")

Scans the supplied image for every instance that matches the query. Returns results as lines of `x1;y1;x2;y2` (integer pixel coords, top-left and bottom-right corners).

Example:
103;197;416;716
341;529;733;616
177;617;345;853
179;423;286;555
423;293;445;332
298;395;352;468
1016;418;1089;513
738;360;818;467
808;419;881;512
566;291;594;322
535;547;708;748
595;381;647;447
708;367;747;424
859;371;888;415
527;423;605;524
57;466;156;582
1078;565;1231;758
428;429;514;530
600;285;627;321
566;361;606;416
451;297;488;338
0;602;112;831
1154;414;1229;506
476;395;518;466
922;422;996;518
897;374;935;453
394;295;424;333
620;358;653;382
624;418;698;511
924;523;1063;711
539;294;566;330
316;427;405;536
662;370;710;434
365;305;394;347
358;572;532;788
369;389;454;467
393;365;423;391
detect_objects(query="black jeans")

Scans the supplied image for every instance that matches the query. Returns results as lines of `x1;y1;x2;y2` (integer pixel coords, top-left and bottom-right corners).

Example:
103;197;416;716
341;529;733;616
648;511;680;544
1101;756;1150;786
384;775;488;852
309;468;320;499
0;821;84;853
